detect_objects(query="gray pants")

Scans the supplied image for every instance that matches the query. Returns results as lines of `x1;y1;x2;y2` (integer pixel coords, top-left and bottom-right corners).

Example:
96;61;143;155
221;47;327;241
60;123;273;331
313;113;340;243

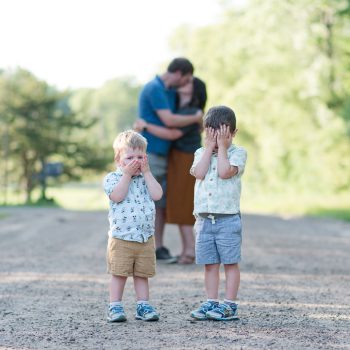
147;153;168;208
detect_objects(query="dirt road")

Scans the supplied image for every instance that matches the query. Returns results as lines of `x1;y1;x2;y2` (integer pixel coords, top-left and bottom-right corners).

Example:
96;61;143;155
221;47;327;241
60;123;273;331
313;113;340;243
0;208;349;349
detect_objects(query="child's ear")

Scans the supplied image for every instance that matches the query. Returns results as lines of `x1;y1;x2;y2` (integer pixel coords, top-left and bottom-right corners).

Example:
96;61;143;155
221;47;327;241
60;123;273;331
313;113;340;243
232;129;238;137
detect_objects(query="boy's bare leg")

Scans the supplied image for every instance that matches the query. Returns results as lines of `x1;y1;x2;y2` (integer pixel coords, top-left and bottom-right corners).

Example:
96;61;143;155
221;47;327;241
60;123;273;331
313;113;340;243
110;275;127;302
133;276;149;301
205;264;220;299
179;225;195;257
224;263;240;300
154;207;166;249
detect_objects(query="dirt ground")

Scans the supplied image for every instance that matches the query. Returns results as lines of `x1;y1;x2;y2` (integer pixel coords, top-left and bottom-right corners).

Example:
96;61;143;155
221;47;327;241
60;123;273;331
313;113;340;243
0;207;349;350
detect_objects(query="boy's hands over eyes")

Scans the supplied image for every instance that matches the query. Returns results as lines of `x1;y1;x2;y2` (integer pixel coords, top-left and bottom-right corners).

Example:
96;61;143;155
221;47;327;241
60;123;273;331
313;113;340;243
204;127;217;151
217;125;233;150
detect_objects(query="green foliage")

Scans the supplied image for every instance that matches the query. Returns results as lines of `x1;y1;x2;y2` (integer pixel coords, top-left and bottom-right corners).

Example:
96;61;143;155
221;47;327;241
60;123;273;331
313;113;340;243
69;77;141;149
171;0;350;195
0;69;110;203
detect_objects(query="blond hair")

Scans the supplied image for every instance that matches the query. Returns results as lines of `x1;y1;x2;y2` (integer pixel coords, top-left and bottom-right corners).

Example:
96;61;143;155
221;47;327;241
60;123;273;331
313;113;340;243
113;130;147;161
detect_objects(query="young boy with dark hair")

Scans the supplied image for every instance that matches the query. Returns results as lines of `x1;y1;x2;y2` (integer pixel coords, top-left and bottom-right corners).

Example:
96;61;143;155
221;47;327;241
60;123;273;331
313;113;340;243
190;106;247;321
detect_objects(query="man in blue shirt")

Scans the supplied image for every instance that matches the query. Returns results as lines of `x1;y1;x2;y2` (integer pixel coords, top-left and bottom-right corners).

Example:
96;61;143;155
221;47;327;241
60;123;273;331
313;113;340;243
138;57;203;262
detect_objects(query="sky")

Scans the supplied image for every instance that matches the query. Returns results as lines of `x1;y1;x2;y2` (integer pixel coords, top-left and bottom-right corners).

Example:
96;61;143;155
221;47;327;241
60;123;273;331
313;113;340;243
0;0;230;89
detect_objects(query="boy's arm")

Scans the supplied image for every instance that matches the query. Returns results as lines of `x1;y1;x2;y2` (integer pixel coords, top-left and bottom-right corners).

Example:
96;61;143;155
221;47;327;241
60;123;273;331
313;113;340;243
191;148;212;180
191;127;217;180
109;173;132;203
217;125;238;179
134;119;183;140
217;149;238;179
141;157;163;201
108;160;140;203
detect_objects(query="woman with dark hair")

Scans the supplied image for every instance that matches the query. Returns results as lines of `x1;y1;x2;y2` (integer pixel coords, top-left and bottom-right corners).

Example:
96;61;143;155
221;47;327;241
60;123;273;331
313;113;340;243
166;77;207;264
134;77;207;264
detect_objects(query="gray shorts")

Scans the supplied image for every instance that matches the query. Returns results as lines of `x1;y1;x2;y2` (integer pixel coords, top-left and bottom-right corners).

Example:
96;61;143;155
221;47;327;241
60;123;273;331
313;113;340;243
147;153;168;209
194;214;242;265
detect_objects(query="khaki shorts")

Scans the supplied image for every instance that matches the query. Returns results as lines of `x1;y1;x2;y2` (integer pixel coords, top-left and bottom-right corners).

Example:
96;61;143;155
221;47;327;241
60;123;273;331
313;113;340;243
106;236;156;278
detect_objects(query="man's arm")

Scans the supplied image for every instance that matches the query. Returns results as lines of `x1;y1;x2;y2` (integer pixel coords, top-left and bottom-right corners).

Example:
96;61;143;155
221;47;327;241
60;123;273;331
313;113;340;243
156;109;202;128
134;119;183;140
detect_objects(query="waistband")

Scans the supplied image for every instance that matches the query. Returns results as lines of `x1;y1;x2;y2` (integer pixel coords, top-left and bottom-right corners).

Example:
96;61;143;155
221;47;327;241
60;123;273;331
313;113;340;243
197;212;240;219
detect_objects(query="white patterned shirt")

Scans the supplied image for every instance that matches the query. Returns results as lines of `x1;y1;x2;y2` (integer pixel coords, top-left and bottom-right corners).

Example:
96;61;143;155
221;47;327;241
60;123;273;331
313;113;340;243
191;144;247;215
103;168;155;243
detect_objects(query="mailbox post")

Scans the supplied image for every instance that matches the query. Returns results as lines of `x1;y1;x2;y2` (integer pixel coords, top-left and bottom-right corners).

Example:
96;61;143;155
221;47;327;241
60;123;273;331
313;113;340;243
39;161;63;201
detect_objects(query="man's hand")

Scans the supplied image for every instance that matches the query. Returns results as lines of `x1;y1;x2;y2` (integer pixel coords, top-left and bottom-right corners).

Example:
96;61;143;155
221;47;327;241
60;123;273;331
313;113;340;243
140;155;150;174
204;127;217;151
122;159;140;176
217;124;232;150
133;119;147;132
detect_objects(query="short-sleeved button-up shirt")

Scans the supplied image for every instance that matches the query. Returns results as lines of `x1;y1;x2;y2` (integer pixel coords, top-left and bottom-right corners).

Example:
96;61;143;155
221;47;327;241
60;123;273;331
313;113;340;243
103;168;155;243
191;144;247;215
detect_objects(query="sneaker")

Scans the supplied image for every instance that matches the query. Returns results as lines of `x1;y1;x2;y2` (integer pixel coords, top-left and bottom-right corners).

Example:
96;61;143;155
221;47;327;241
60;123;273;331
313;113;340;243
135;303;159;321
190;301;219;320
156;246;177;263
206;302;239;321
107;304;127;322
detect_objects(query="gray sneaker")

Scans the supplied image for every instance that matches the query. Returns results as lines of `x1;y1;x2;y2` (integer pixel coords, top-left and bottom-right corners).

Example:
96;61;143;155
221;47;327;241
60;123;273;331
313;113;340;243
190;301;219;320
155;246;177;264
107;304;127;322
206;302;239;321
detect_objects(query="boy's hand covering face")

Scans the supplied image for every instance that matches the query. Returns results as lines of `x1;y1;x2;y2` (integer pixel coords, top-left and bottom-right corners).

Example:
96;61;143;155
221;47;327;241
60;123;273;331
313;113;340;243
217;124;233;150
140;155;150;174
119;148;145;176
204;127;217;150
123;159;140;176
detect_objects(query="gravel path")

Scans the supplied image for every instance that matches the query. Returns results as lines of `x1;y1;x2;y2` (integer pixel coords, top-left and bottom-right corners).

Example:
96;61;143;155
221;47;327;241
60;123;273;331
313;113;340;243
0;208;349;350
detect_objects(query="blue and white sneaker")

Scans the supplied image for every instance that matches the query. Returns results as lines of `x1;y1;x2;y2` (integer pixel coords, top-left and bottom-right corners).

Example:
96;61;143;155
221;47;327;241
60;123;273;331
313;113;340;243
190;301;219;320
206;302;239;321
135;303;159;321
107;304;127;322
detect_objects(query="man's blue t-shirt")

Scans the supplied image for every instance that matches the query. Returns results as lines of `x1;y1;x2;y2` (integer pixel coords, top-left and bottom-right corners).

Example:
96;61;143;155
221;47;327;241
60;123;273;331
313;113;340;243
138;76;176;156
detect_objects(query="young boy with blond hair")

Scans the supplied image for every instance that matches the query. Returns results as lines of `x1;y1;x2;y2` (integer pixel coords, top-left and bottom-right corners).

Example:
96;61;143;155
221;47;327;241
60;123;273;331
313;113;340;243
190;106;247;321
103;130;163;322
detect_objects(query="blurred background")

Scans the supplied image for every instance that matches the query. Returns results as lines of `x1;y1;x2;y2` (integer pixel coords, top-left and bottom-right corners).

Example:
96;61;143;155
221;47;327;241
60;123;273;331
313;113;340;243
0;0;349;220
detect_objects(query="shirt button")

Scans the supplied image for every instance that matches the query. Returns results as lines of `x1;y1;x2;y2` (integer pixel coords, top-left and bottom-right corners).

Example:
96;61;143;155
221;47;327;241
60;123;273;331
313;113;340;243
210;178;213;181
208;193;212;196
213;167;216;170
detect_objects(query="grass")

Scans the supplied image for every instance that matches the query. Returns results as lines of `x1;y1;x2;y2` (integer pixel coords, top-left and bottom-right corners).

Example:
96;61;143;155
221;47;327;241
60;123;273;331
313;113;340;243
241;190;350;221
1;184;349;221
0;184;108;211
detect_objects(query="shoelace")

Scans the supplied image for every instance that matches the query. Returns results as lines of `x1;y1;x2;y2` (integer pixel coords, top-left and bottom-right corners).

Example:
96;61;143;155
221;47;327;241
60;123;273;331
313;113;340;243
200;302;217;313
110;305;124;314
138;304;155;315
213;303;236;316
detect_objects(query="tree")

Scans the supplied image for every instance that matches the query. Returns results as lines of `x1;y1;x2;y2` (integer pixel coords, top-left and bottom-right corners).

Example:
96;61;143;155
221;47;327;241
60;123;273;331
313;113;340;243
170;0;350;194
69;77;141;149
0;68;110;203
